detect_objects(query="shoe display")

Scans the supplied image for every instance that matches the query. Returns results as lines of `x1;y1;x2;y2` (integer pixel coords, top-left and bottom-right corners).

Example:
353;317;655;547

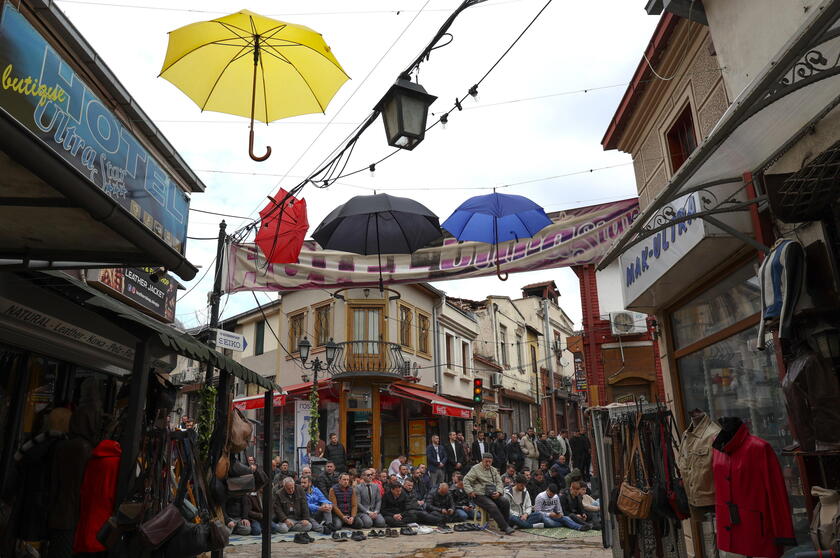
304;533;316;542
351;531;367;541
341;531;351;540
377;530;386;537
331;532;342;541
579;524;591;532
387;528;399;537
399;527;416;536
293;533;309;544
368;529;379;538
504;526;516;535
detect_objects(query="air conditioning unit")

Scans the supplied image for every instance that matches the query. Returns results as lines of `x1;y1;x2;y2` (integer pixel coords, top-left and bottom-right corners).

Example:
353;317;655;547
609;311;648;336
491;372;504;388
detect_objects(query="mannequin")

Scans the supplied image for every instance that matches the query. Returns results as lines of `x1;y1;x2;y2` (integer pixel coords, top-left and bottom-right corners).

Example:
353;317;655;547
811;486;840;551
712;417;795;558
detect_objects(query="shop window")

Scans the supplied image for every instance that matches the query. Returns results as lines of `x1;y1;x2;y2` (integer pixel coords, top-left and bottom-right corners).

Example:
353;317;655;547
314;304;331;346
499;325;509;367
288;312;304;353
670;264;761;350
399;304;413;348
446;333;454;368
516;334;524;372
461;341;469;375
418;313;430;355
255;320;266;356
666;104;697;173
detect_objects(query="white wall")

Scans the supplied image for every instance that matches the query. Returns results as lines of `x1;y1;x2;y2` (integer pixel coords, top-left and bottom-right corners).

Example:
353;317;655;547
596;261;627;314
703;0;813;100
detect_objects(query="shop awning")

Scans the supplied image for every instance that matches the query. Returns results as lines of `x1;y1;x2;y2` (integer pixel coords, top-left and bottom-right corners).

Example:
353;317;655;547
283;378;331;394
598;0;840;269
389;385;473;419
46;272;279;391
234;392;287;410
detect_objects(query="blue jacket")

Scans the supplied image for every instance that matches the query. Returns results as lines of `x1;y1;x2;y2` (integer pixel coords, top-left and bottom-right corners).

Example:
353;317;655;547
426;443;447;471
304;486;330;515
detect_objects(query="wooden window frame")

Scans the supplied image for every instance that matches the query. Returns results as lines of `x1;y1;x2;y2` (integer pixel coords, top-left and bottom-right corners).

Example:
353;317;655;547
345;300;387;343
499;325;509;368
445;333;454;368
416;310;432;357
461;341;470;375
313;302;332;347
287;311;306;355
254;320;266;356
516;334;525;373
398;303;414;350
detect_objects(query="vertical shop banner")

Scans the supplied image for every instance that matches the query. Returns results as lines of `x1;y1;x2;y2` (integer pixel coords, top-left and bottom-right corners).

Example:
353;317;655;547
226;198;639;292
86;268;177;322
0;4;189;253
573;353;587;392
294;400;312;470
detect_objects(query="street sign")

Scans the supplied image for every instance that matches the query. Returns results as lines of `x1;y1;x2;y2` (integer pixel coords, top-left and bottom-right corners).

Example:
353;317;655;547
213;329;247;352
481;403;499;413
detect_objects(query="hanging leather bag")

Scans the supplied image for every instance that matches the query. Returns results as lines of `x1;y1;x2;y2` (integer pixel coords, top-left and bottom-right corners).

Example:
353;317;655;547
138;503;186;549
617;413;653;519
664;415;690;519
226;474;256;496
208;519;230;550
228;407;253;453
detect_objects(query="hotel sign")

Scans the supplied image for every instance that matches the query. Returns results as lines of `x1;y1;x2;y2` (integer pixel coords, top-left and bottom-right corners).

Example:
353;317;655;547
0;4;189;253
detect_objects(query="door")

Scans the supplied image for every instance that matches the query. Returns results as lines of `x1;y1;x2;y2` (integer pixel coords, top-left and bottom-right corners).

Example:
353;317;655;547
348;306;384;371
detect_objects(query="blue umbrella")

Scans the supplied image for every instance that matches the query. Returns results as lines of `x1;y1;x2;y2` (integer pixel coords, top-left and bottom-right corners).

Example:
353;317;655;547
442;192;552;281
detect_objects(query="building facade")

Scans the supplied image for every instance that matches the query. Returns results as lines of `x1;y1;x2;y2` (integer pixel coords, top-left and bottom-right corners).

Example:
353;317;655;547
599;1;840;554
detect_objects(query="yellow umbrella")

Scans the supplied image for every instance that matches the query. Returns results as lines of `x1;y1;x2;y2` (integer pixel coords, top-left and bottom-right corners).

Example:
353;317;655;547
160;9;349;161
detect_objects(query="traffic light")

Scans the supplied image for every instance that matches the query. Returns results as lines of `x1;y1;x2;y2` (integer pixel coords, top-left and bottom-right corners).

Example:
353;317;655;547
473;378;483;404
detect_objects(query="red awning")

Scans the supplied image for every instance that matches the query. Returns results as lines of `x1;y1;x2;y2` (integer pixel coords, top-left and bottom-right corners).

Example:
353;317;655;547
390;385;473;419
282;378;331;394
233;393;286;410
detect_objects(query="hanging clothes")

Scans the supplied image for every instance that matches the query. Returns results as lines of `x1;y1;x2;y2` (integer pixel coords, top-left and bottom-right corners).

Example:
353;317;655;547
73;439;122;553
782;346;840;452
757;239;806;350
712;418;795;558
676;412;720;508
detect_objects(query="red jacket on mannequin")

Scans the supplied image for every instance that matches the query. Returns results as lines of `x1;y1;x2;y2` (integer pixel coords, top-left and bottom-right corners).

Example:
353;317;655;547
73;440;122;553
713;418;795;558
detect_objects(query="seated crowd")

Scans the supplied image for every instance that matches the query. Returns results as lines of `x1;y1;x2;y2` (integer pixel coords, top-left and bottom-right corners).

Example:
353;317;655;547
225;428;600;537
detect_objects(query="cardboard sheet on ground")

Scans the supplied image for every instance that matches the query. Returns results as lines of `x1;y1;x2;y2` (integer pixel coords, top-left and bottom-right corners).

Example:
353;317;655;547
225;198;639;292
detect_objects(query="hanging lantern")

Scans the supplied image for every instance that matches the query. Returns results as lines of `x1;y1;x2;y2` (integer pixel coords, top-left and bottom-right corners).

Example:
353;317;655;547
375;79;437;150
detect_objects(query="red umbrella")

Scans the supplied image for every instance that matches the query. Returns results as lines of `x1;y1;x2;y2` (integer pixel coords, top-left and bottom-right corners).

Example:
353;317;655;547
255;189;309;264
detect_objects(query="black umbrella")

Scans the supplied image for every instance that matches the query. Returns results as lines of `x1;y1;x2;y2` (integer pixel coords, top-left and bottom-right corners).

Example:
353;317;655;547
312;193;442;290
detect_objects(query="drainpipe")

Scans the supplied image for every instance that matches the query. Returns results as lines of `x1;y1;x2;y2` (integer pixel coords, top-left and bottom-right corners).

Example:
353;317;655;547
432;298;443;395
541;298;556;431
490;302;500;363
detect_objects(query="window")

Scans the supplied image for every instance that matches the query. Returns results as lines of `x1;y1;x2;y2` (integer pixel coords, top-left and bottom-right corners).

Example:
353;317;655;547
350;305;382;353
516;334;524;372
314;304;331;346
254;320;265;356
399;304;413;348
461;341;469;375
446;333;454;368
418;313;430;354
530;345;538;375
499;325;509;367
666;105;697;173
288;313;304;352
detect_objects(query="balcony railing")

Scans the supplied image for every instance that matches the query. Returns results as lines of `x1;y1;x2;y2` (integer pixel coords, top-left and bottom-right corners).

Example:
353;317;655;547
328;340;407;380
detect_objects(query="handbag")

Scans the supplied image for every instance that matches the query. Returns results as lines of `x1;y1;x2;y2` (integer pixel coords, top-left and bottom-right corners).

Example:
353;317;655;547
163;521;211;557
617;414;653;519
664;415;690;520
116;500;146;528
96;516;123;549
138;504;186;549
228;407;253;453
215;451;230;479
226;474;256;496
208;519;230;551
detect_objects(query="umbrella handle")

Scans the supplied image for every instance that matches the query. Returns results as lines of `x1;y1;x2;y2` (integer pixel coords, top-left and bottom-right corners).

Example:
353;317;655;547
496;258;509;282
249;128;272;162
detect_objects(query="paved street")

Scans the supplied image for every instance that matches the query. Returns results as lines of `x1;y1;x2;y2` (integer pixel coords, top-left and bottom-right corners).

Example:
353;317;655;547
224;530;608;558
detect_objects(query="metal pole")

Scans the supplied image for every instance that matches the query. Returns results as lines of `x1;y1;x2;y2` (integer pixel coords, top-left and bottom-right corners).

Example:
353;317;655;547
116;337;150;504
261;389;273;558
205;220;227;385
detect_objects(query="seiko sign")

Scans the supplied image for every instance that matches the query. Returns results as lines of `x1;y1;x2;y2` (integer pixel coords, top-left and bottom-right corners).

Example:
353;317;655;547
213;329;247;352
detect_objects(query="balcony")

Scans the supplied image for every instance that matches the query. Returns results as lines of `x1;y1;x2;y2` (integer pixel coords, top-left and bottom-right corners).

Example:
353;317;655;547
328;340;409;381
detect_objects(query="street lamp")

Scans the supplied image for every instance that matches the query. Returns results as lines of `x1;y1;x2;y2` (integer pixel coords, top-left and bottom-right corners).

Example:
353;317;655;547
375;79;437;151
298;337;338;454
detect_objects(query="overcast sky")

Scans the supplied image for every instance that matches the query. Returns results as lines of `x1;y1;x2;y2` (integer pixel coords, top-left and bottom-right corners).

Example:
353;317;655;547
56;0;659;329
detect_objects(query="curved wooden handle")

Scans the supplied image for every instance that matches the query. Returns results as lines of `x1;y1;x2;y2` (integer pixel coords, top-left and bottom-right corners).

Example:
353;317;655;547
496;258;508;281
249;129;271;162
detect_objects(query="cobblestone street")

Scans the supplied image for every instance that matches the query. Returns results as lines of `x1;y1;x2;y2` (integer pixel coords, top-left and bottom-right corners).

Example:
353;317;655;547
224;530;608;558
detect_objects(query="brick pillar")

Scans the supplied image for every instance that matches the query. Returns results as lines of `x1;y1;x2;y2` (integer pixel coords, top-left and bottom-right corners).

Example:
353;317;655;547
573;265;607;406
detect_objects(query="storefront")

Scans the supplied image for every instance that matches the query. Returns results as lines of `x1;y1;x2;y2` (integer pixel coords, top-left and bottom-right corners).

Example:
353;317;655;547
255;379;473;472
